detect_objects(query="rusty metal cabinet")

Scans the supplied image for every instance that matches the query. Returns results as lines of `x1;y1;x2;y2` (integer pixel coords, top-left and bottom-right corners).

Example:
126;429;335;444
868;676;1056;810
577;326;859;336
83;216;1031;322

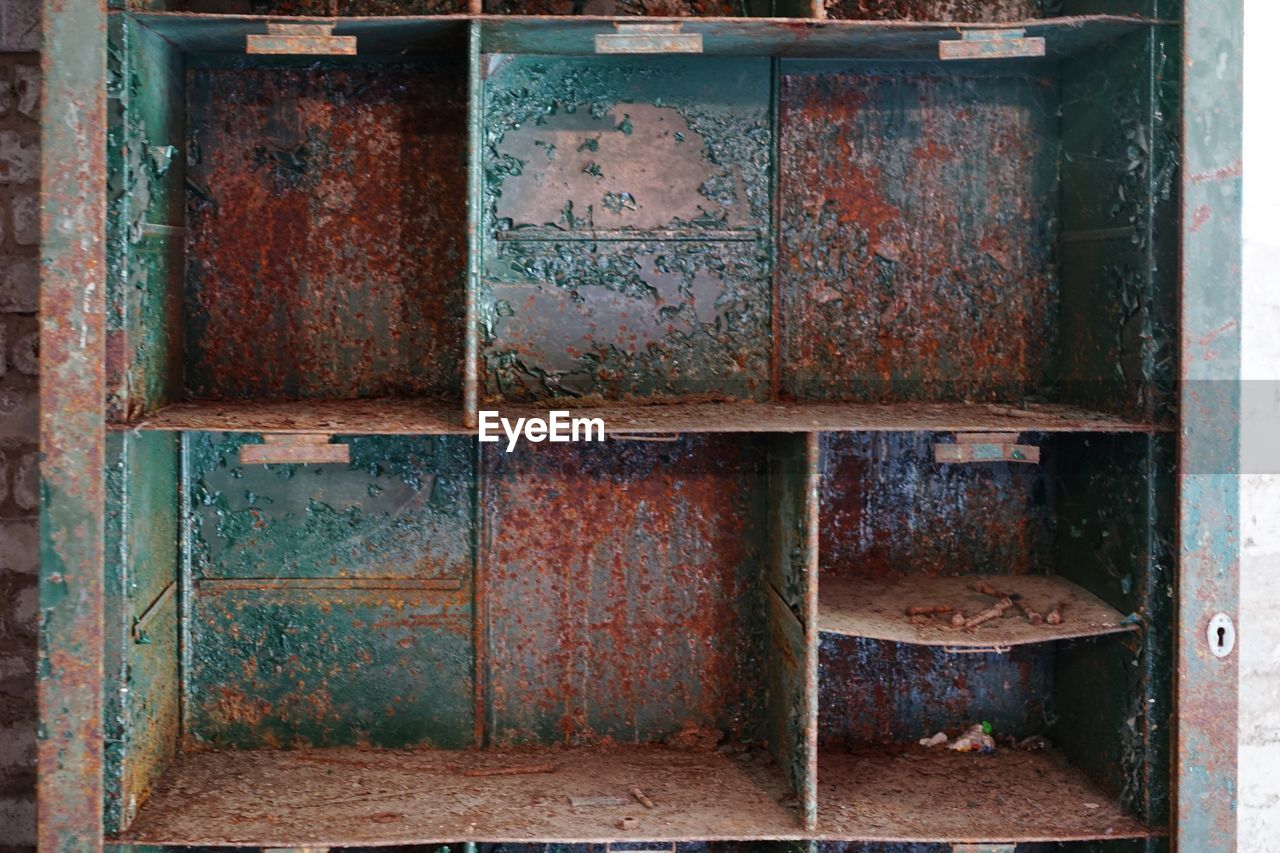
38;0;1240;850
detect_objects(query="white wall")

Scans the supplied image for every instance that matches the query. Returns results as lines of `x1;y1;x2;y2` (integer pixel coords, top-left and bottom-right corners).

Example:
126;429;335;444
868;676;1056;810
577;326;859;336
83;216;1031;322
1240;1;1280;850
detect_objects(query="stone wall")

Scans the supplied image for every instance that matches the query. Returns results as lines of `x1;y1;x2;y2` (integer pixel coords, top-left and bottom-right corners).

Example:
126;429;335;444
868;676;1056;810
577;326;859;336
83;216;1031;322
0;0;38;846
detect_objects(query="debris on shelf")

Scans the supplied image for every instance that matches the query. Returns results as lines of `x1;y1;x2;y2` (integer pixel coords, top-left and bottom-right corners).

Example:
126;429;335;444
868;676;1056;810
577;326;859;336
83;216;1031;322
630;786;656;809
905;604;953;616
964;597;1015;629
1014;735;1052;752
948;722;997;754
1047;600;1067;625
918;731;948;748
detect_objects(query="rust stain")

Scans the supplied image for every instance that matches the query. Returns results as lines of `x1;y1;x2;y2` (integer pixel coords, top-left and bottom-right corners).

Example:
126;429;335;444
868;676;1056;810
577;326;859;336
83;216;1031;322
185;63;466;402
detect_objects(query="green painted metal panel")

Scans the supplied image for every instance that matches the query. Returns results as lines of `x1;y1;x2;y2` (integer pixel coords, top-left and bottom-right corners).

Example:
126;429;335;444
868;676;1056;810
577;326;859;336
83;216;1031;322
183;434;477;749
479;55;773;402
185;433;475;581
106;16;185;423
104;431;181;834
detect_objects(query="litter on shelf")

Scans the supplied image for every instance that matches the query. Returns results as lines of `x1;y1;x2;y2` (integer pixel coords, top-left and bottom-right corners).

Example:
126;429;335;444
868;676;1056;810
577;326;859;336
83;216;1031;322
919;731;949;747
630;786;656;809
949;722;997;754
1047;600;1068;625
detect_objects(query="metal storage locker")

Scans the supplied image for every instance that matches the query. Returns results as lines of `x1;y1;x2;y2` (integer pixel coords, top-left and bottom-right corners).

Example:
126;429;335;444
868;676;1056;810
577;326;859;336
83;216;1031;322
37;0;1240;849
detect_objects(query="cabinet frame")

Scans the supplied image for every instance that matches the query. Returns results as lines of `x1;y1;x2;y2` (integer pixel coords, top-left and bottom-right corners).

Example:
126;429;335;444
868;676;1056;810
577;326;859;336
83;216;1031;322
37;1;1240;849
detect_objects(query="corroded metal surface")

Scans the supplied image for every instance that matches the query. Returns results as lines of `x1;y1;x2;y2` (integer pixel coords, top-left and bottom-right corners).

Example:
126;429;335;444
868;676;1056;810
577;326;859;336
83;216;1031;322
778;65;1057;404
822;0;1055;21
39;0;109;846
480;56;771;402
180;0;469;14
106;17;184;423
818;635;1053;746
122;397;470;433
185;60;466;401
121;398;1167;434
119;746;800;844
54;2;1236;848
482;436;767;746
484;0;750;13
184;434;476;748
1052;432;1173;823
818;432;1054;580
764;434;820;828
1176;0;1241;847
103;432;182;834
474;16;1159;57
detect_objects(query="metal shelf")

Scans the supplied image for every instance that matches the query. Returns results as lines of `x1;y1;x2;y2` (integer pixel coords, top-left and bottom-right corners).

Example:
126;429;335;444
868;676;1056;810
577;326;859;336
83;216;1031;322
817;746;1155;842
118;398;1164;435
818;573;1139;649
116;745;801;846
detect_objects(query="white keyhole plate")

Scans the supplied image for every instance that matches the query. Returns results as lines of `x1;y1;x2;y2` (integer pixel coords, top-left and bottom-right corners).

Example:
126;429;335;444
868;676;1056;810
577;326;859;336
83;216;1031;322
1208;612;1235;659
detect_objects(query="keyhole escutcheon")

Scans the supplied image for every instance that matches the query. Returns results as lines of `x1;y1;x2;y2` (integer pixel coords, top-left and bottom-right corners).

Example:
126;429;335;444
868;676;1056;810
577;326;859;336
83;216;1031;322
1207;612;1235;659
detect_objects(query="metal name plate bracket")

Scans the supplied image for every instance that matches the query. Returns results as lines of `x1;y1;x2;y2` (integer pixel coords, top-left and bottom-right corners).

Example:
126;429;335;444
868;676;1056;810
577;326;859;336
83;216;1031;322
247;22;357;56
934;432;1040;464
939;29;1046;61
595;23;703;55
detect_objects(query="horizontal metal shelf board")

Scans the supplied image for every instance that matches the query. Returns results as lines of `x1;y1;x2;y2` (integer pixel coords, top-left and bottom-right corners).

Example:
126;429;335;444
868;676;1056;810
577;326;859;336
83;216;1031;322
116;398;469;434
818;573;1139;648
817;746;1156;842
110;742;1158;845
116;398;1168;435
113;745;802;845
122;11;1164;59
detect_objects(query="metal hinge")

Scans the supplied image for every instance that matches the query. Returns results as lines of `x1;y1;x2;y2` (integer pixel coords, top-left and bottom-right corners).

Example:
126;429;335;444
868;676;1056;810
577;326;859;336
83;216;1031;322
939;29;1045;60
247;23;356;56
240;434;351;465
934;432;1040;464
595;23;703;55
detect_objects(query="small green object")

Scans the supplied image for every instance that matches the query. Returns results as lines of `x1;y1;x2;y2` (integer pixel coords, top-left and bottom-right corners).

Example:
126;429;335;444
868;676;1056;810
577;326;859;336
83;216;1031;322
981;721;993;734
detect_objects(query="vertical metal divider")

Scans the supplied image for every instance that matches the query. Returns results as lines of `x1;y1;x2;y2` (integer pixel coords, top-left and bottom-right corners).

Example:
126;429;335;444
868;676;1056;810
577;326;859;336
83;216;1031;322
473;432;490;749
764;430;821;832
178;432;195;754
467;19;490;750
38;0;108;844
802;431;821;832
464;19;484;430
